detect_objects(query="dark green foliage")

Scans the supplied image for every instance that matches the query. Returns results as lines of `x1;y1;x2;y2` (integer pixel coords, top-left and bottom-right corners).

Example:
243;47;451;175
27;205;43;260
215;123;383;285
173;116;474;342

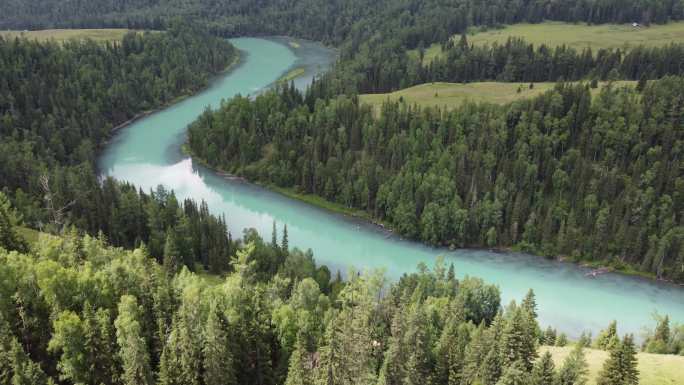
0;23;236;256
0;192;27;253
597;335;639;385
189;77;684;282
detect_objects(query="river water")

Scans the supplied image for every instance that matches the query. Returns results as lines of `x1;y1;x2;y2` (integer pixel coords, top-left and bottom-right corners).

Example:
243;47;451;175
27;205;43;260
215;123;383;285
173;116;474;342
99;37;684;338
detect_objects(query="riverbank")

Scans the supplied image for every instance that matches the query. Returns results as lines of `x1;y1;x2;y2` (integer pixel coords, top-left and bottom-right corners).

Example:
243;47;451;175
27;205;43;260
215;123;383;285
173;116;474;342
188;142;679;287
108;49;242;139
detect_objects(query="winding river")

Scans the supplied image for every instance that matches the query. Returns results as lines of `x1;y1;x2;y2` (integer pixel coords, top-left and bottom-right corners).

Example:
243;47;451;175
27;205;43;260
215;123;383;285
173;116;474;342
99;37;684;338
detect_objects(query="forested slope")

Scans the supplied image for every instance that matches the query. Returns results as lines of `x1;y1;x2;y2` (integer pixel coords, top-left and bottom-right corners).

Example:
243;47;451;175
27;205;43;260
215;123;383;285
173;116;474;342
188;78;684;282
0;197;630;385
0;22;238;272
2;0;684;43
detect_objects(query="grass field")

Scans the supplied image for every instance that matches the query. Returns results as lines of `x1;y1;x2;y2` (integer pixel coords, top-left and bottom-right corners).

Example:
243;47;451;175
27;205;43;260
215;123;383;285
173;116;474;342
542;345;684;385
278;67;306;83
413;21;684;63
0;29;134;43
359;81;635;112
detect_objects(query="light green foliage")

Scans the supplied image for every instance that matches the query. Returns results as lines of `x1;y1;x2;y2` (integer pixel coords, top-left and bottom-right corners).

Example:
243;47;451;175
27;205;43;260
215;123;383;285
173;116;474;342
594;321;619;351
0;192;27;253
555;344;589;385
115;295;153;385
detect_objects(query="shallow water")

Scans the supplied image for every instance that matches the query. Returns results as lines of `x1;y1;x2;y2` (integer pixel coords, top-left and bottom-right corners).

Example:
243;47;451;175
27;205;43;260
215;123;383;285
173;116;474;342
99;37;684;338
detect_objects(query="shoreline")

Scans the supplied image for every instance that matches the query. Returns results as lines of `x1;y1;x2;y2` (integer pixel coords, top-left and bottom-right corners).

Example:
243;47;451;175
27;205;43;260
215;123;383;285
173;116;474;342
103;49;243;144
185;146;680;287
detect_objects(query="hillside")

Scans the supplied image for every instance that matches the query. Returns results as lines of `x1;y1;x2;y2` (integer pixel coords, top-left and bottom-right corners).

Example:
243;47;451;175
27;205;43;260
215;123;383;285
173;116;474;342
413;21;684;63
359;81;636;112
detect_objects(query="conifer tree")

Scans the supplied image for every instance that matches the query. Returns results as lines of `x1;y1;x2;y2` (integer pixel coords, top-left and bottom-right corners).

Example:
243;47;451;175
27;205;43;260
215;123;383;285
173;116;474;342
284;332;313;385
597;335;639;385
114;295;153;385
530;351;555;385
556;344;588;385
282;224;289;254
10;339;50;385
594;321;619;350
203;302;235;385
0;192;27;253
495;360;530;385
163;230;181;274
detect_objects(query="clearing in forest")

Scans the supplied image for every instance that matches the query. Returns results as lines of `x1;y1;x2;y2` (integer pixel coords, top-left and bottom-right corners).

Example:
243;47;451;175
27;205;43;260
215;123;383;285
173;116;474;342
0;29;135;43
541;345;684;385
414;21;684;63
359;81;635;112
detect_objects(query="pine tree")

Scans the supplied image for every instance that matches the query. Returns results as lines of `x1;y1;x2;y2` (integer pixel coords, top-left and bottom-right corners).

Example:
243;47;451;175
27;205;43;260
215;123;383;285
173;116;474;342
495;360;530;385
282;224;289;254
10;339;50;385
163;229;181;274
114;295;153;385
0;192;27;253
530;351;555;385
203;303;235;385
556;344;588;385
594;321;619;350
284;332;313;385
597;335;639;385
500;308;537;370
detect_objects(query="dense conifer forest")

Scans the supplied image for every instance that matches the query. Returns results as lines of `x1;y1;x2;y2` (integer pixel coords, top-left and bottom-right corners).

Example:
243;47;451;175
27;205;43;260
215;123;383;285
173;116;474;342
3;193;669;384
1;0;684;383
0;22;237;264
188;78;684;282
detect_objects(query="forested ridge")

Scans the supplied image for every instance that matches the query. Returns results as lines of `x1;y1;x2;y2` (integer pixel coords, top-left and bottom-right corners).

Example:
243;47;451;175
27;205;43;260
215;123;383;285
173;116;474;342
4;192;672;384
0;22;238;267
188;78;684;282
3;0;684;44
346;36;684;93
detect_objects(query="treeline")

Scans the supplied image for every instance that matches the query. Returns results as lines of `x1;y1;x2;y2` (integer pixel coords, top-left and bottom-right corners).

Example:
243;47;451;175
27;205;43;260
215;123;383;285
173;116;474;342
0;202;646;385
188;78;684;282
0;22;237;260
2;0;684;45
353;37;684;92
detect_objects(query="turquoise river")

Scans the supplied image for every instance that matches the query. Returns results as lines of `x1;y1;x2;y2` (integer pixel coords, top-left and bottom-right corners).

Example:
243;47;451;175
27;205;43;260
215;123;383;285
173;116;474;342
99;37;684;338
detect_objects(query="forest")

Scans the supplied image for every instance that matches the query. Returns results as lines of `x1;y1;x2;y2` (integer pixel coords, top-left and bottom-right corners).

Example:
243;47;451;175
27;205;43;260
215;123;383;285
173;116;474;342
0;21;237;264
188;77;684;282
2;0;684;44
0;0;683;382
2;192;674;385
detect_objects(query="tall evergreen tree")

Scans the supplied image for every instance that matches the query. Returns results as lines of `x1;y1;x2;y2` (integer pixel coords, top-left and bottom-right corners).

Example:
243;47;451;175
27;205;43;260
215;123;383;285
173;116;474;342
203;302;235;385
114;295;153;385
597;335;639;385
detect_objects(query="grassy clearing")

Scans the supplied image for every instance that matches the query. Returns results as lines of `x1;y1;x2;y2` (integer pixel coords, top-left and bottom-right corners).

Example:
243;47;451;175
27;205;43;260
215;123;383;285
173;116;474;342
0;29;135;43
360;81;635;112
268;185;373;221
278;67;306;83
412;21;684;63
541;345;684;385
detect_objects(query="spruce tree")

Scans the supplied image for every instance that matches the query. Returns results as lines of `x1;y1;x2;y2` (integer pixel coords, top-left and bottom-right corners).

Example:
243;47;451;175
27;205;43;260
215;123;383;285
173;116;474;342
203;303;235;385
163;230;181;274
530;351;555;385
10;339;50;385
597;335;639;385
556;344;588;385
282;224;289;254
114;295;153;385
